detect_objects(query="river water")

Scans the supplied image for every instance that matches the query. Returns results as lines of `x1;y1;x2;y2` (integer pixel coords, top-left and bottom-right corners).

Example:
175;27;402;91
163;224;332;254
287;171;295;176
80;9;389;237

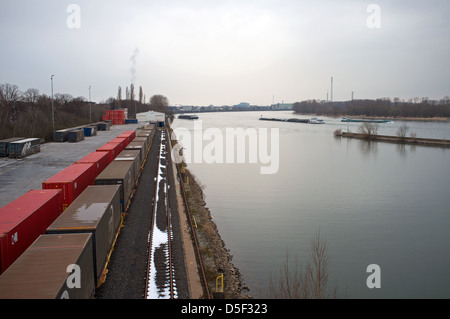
171;111;450;299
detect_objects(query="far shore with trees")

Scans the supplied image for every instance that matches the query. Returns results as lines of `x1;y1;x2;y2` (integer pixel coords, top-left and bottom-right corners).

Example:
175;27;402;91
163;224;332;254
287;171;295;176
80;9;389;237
292;97;450;120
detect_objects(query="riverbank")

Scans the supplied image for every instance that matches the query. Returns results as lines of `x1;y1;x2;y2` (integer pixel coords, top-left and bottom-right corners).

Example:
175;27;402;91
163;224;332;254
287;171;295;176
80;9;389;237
336;131;450;147
183;168;250;299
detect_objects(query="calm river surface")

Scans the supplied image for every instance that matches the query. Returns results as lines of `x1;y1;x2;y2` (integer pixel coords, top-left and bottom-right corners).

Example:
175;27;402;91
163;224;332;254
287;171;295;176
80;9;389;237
171;111;450;298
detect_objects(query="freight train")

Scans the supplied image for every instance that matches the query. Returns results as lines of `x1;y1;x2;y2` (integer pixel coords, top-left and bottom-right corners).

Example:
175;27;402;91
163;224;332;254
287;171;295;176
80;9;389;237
0;124;156;298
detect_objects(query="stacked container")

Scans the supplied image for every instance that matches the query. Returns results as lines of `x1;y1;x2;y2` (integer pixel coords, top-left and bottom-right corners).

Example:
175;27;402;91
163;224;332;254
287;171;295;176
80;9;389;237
102;110;126;125
96;143;121;162
114;149;141;183
46;185;121;286
42;163;95;210
125;139;147;164
117;131;137;145
108;137;128;153
95;160;135;212
0;189;63;274
0;233;95;299
75;151;111;177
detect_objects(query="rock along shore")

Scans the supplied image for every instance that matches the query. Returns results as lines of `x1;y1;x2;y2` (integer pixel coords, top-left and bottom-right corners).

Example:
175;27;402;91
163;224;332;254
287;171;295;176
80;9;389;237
183;168;250;299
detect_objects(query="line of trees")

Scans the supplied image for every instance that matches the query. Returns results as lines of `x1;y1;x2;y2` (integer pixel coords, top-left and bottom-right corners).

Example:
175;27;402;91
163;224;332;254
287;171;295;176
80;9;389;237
293;97;450;118
0;83;108;141
1;83;172;141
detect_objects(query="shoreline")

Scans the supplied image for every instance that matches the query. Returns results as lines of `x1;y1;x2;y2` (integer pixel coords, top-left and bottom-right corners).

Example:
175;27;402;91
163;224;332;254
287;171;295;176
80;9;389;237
293;113;450;122
337;131;450;147
182;168;250;299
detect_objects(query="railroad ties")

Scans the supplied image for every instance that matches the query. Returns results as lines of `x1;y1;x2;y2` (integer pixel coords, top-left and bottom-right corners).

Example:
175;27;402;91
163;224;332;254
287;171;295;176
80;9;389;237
145;129;177;299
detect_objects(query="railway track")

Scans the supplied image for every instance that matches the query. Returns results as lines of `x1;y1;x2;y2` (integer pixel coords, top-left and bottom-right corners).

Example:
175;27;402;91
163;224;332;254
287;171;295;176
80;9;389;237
145;129;177;299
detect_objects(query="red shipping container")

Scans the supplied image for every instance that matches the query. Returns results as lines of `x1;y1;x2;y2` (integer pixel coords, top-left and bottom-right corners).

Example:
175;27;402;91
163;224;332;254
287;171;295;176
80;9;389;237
0;189;63;274
109;137;127;152
118;131;136;145
42;163;95;210
96;143;121;162
75;151;111;177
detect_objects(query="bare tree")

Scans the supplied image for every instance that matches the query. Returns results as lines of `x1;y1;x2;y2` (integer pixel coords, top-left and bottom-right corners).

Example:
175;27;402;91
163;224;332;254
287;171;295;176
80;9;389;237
397;123;409;142
117;86;122;101
359;122;378;139
150;94;169;109
0;83;20;104
269;231;343;299
22;88;40;104
54;93;73;105
139;86;143;104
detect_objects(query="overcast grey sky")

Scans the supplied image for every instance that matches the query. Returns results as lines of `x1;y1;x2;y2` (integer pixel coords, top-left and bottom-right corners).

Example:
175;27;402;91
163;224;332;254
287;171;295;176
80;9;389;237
1;0;449;105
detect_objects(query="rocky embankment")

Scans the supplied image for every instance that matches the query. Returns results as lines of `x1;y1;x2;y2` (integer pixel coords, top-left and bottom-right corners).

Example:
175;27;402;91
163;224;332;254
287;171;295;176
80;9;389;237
183;169;250;299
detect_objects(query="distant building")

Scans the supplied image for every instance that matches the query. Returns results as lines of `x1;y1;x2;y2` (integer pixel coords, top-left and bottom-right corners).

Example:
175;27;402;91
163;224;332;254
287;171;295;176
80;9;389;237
136;110;165;127
271;103;293;110
234;102;250;108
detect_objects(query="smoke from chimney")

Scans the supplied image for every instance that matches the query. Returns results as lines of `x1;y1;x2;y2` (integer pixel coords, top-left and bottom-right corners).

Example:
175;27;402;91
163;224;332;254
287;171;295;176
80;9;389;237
130;47;140;84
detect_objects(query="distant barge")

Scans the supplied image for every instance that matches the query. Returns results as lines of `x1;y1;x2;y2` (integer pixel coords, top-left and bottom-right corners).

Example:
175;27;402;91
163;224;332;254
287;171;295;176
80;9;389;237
341;117;392;123
178;114;199;120
259;117;324;124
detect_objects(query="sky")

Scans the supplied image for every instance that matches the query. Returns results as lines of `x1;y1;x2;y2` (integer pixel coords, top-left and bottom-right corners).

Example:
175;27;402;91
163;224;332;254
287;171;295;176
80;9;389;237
1;0;449;106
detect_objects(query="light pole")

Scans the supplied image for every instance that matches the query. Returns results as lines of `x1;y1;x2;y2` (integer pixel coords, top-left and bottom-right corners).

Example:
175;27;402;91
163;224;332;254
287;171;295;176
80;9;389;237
51;75;55;136
89;85;92;122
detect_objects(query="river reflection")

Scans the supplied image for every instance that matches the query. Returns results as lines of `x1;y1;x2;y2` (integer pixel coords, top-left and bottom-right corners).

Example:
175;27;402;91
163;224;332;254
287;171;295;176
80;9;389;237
172;111;450;298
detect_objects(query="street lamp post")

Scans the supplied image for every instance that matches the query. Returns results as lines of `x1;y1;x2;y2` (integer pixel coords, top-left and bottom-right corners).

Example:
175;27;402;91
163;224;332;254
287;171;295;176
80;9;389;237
89;85;92;122
51;75;55;137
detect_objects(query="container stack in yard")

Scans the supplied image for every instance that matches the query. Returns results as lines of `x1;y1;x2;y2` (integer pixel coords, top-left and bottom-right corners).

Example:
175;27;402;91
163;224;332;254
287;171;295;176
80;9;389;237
0;137;24;157
102;110;127;125
0;189;63;274
68;129;85;143
97;122;110;131
8;138;40;158
54;129;72;142
84;126;98;137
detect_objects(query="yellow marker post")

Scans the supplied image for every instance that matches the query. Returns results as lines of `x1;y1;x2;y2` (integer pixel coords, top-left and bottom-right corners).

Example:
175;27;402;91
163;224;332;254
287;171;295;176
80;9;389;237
216;273;224;293
193;216;198;229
